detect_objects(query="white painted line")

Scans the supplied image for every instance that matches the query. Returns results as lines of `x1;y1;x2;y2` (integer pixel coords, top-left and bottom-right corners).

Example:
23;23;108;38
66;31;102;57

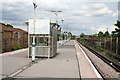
11;52;15;54
77;52;80;56
75;44;77;47
77;43;103;80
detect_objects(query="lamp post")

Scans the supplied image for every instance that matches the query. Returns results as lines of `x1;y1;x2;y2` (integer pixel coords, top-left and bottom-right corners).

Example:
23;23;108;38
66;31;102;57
61;18;64;44
31;2;37;62
51;10;62;23
61;18;67;42
51;10;62;45
25;21;29;58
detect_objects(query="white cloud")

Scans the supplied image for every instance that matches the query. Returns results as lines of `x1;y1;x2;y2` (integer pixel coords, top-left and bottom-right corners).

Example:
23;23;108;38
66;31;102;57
81;25;86;28
1;1;117;35
112;11;118;17
93;3;106;9
96;25;117;33
88;3;112;17
109;25;117;31
95;7;112;15
82;5;88;9
72;3;113;17
72;10;87;16
2;0;119;2
97;27;107;32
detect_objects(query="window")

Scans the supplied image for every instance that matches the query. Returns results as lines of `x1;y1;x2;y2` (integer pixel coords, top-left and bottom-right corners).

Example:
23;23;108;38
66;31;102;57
29;36;50;46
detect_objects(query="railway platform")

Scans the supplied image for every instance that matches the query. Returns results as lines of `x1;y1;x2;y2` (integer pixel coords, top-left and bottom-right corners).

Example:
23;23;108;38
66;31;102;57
11;40;102;79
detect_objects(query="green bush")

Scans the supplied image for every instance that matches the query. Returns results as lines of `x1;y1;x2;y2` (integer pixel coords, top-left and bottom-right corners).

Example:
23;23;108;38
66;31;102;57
105;52;115;59
95;47;104;52
12;44;22;51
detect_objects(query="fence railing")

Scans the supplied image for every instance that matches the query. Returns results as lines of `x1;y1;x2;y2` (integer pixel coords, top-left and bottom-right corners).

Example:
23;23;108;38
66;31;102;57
83;37;120;55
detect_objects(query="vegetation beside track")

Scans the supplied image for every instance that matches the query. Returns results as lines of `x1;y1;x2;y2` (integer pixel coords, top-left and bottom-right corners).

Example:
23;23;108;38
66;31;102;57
78;38;120;66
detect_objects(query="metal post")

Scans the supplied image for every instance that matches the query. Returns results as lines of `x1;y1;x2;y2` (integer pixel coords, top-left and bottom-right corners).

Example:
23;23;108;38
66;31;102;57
48;36;50;59
32;36;36;62
66;32;68;41
61;30;63;45
100;37;101;47
104;38;106;49
51;10;62;23
31;3;37;62
111;37;112;51
27;24;29;58
61;19;64;45
116;37;118;54
60;30;62;45
18;32;19;46
25;21;29;58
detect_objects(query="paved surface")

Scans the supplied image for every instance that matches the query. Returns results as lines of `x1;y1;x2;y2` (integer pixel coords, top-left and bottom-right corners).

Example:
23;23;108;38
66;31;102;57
0;41;67;79
1;40;102;79
15;40;80;78
74;41;101;78
0;49;30;77
0;56;2;80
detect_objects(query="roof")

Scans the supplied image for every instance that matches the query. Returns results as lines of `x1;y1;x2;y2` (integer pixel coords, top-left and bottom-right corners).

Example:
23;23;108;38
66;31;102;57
0;25;28;33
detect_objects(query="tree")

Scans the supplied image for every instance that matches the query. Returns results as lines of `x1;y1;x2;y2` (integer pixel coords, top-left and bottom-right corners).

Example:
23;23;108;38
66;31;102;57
68;32;72;39
98;31;104;38
113;20;120;54
80;33;85;38
113;20;120;37
0;22;6;26
71;35;76;40
92;33;98;38
0;22;13;28
104;31;110;38
6;24;13;28
68;32;72;36
111;31;117;38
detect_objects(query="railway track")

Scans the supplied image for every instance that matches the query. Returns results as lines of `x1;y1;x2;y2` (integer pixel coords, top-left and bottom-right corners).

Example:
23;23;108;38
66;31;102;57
77;40;120;73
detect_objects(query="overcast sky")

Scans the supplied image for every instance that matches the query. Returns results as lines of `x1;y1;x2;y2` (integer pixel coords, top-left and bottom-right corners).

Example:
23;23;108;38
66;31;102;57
1;0;120;35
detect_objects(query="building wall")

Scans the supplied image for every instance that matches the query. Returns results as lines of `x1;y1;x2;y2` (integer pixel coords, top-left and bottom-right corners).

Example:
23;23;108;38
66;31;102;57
2;31;12;52
2;31;28;53
18;33;28;48
0;32;2;53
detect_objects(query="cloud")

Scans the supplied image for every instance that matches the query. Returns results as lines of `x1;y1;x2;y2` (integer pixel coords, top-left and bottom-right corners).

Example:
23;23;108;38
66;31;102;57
96;25;117;33
86;3;112;17
95;7;112;15
1;1;117;35
2;0;119;2
93;3;106;9
96;27;107;32
112;11;118;17
2;2;33;24
71;3;113;17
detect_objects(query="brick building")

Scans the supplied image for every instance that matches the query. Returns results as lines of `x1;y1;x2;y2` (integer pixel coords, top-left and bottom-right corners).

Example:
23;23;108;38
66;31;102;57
0;25;28;53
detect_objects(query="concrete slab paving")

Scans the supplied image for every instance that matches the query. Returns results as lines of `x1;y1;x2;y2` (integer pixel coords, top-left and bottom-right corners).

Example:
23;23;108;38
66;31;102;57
74;41;101;79
1;49;30;77
15;40;80;78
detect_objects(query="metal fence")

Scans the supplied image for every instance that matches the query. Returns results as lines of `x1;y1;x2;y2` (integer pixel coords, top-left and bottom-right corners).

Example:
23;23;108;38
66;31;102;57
84;37;120;54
